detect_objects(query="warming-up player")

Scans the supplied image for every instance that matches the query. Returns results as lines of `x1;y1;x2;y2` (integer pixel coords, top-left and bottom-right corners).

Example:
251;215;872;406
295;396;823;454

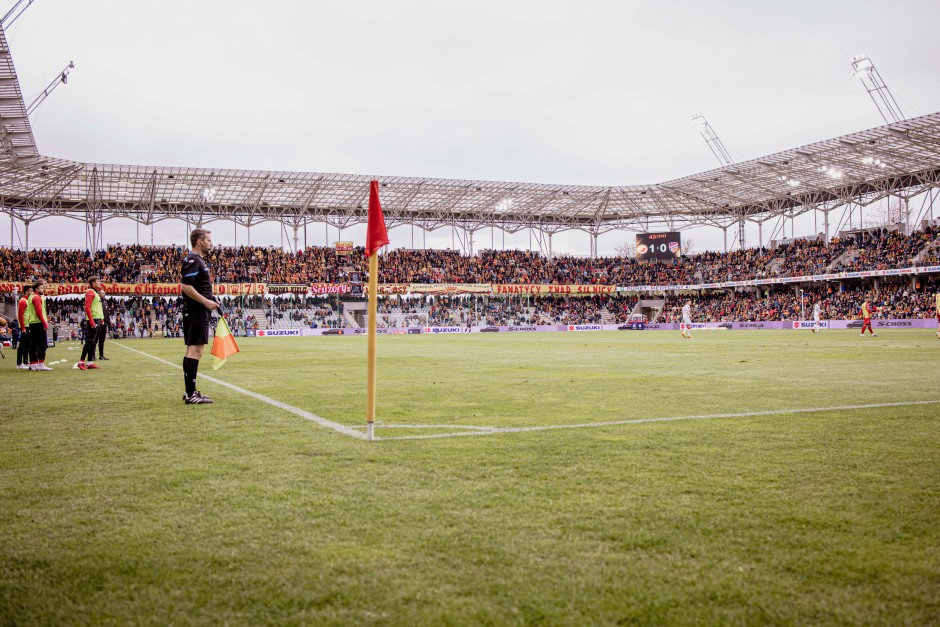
15;283;32;370
681;300;693;339
25;279;52;370
812;301;822;333
77;277;104;370
859;299;877;337
935;290;940;340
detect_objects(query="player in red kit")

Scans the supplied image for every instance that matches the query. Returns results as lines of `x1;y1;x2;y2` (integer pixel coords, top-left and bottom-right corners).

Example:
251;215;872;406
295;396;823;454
15;284;32;369
859;300;877;337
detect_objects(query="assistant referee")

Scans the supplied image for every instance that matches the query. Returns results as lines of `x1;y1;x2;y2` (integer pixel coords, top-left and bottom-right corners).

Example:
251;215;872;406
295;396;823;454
180;228;219;404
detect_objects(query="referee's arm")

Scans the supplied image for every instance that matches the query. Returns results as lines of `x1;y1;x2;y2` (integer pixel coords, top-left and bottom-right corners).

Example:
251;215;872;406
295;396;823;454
181;285;219;311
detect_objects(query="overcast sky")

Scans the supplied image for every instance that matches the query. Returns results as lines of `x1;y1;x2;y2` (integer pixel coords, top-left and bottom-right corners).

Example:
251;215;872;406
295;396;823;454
4;0;940;254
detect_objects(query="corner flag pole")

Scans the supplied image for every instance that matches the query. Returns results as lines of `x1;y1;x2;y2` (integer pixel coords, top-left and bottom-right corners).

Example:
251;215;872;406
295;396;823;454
366;251;379;440
365;180;389;442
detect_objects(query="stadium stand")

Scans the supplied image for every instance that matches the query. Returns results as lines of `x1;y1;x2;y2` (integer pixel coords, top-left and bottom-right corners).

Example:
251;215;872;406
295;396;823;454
2;223;938;286
2;222;938;331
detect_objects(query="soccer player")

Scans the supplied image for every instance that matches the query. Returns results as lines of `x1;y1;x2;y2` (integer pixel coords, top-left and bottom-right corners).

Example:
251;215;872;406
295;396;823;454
180;228;219;404
97;284;110;360
25;279;52;370
78;277;104;370
681;300;693;339
859;299;877;337
15;284;32;370
935;290;940;340
812;301;822;334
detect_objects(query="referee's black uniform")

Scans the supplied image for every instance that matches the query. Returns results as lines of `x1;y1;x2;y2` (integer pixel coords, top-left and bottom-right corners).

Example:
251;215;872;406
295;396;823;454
181;251;215;402
181;252;214;346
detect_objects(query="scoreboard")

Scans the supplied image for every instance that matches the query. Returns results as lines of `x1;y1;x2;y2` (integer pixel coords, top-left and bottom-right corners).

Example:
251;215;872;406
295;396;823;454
636;232;682;260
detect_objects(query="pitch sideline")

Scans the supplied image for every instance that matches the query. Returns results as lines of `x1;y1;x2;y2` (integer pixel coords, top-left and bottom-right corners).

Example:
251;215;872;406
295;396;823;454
117;341;938;443
373;399;940;440
115;342;367;440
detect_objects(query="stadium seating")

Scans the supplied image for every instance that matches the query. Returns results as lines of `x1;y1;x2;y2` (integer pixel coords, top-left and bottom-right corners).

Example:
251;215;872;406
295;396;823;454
2;223;938;328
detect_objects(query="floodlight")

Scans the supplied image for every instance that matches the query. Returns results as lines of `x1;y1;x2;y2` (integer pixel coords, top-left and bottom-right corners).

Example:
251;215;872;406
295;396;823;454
851;56;873;75
851;53;905;124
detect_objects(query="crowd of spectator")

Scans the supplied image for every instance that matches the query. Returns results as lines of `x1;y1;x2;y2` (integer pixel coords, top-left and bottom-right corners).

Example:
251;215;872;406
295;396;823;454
265;295;340;328
2;224;938;334
11;274;938;340
2;225;938;288
661;280;937;323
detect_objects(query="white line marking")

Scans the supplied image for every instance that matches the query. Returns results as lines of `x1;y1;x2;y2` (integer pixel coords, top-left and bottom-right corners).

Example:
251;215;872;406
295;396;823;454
115;342;367;440
115;342;939;443
375;400;940;441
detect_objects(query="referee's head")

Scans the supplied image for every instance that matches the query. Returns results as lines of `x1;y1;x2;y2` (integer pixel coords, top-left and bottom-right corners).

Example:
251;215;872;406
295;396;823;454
190;228;212;254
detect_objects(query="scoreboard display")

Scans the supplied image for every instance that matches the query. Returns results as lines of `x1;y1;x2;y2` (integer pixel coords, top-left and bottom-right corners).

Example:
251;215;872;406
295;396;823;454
636;232;682;260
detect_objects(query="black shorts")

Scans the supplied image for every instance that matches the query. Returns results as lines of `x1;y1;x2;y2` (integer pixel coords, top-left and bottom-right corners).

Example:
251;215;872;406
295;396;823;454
183;307;211;346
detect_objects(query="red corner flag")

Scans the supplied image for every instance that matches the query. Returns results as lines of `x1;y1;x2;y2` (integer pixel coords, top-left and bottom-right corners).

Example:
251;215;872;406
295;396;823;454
365;180;389;257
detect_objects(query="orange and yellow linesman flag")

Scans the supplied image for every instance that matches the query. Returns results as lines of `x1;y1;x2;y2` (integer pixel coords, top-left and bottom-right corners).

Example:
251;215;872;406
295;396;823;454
365;180;388;441
211;316;240;370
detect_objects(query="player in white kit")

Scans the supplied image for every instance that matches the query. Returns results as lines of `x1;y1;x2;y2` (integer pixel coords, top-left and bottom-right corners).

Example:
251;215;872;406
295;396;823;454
681;301;693;339
812;302;822;333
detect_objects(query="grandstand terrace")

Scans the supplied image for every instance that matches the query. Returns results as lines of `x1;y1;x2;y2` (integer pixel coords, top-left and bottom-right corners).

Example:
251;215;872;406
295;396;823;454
2;220;938;286
2;220;938;337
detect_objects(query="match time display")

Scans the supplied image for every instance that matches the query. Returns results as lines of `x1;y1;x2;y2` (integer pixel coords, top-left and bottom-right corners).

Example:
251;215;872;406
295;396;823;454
636;232;682;260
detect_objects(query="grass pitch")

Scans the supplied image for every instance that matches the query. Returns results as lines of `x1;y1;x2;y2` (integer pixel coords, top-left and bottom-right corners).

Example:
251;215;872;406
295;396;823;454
1;330;938;625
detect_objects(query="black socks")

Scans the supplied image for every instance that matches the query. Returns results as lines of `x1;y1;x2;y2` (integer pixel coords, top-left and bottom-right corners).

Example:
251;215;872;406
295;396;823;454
183;357;199;396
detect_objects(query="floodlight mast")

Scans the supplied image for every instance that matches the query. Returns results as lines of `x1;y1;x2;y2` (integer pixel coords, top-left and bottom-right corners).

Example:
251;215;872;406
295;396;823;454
692;114;734;166
692;114;745;248
26;62;75;117
851;54;905;124
0;0;35;28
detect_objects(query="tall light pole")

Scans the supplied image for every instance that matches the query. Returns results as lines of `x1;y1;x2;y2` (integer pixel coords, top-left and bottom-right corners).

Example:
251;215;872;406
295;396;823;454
692;114;745;248
851;54;905;125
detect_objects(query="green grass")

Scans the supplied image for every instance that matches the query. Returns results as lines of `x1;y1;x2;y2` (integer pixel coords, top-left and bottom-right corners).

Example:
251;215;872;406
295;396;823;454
1;330;938;625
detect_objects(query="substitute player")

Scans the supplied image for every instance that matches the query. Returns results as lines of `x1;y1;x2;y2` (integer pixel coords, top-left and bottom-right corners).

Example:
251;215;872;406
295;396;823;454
15;284;32;370
681;300;693;339
25;279;52;370
77;277;104;370
180;228;219;404
859;299;877;337
97;284;110;360
935;290;939;340
812;301;822;334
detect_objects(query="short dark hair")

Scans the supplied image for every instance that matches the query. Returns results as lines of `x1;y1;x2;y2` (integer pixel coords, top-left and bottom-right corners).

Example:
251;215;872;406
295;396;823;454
88;276;100;286
32;279;46;290
191;228;210;248
22;283;33;292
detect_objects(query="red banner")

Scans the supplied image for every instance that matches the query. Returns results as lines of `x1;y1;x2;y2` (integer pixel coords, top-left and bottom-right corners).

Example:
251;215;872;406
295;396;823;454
492;284;617;296
0;282;266;296
310;283;350;295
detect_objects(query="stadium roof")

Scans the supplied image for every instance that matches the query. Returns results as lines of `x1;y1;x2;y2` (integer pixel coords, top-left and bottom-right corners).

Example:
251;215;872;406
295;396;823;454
1;25;939;241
